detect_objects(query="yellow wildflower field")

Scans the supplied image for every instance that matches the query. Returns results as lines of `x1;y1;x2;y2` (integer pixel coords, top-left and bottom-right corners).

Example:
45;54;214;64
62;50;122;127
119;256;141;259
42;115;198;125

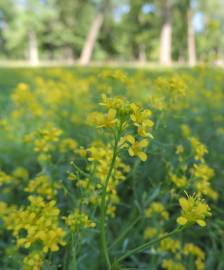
0;67;223;270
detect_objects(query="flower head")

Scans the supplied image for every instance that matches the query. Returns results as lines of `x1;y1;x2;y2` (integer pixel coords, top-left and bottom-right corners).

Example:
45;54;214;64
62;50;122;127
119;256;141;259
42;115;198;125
177;194;211;227
126;135;148;161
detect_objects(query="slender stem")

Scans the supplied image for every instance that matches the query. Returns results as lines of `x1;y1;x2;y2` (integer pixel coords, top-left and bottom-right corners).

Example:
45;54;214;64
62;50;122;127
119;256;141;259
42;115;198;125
100;131;120;269
115;226;182;264
110;216;141;250
70;161;90;177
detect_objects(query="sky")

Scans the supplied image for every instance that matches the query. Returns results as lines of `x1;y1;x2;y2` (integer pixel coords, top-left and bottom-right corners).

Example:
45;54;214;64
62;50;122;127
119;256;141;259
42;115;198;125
114;3;204;32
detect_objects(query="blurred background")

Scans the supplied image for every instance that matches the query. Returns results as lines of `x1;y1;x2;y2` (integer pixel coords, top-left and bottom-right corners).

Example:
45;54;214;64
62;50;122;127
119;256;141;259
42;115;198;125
0;0;223;67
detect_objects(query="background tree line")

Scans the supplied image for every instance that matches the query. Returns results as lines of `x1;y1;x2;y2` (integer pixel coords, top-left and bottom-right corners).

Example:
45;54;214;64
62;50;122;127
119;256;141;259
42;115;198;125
0;0;223;65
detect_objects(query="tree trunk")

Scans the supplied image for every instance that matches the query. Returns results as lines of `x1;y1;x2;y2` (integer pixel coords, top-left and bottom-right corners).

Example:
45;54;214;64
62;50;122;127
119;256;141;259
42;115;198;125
28;31;39;66
79;12;104;66
187;7;196;66
159;0;172;66
138;44;146;63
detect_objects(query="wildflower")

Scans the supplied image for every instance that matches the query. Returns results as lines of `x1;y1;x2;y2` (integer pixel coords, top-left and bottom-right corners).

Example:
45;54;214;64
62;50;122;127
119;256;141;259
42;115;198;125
144;227;157;240
4;196;66;255
59;138;77;153
170;174;187;188
181;124;191;137
0;171;12;186
177;194;211;227
64;210;96;232
183;243;205;270
190;137;208;161
25;175;60;199
162;259;185;270
88;109;117;128
145;202;169;220
13;167;29;181
130;103;154;137
176;145;184;155
160;237;181;253
23;251;43;270
126;135;148;161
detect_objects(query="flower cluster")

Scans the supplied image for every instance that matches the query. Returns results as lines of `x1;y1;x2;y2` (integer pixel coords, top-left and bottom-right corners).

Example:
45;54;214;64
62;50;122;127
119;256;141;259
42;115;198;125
64;210;96;232
3;196;66;255
177;194;211;227
88;95;154;162
144;202;169;240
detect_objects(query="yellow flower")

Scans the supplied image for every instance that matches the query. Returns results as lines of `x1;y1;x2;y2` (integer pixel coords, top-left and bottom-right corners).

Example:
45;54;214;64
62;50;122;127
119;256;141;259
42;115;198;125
130;103;154;137
177;194;211;227
190;137;208;161
176;145;184;155
170;174;187;188
144;227;157;240
88;109;117;128
126;135;148;161
162;259;185;270
23;251;43;270
160;237;181;253
64;210;96;232
145;202;169;220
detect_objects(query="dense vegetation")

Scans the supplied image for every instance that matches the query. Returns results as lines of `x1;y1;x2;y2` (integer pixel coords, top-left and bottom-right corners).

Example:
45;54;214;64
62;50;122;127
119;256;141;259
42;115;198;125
0;66;223;269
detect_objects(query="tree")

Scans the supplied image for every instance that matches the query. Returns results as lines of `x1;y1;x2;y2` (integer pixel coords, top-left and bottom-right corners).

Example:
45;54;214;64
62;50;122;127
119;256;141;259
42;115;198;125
196;0;224;63
187;0;196;66
80;0;110;65
159;0;172;65
0;0;15;59
3;0;57;64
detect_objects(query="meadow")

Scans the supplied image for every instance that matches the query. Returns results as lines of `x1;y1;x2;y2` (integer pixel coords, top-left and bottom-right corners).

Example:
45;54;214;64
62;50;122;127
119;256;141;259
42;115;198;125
0;66;223;270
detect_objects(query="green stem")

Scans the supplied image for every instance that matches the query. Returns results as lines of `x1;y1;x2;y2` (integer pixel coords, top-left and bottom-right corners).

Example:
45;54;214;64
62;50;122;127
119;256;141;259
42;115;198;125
71;161;90;177
100;131;120;269
110;216;141;250
115;226;182;264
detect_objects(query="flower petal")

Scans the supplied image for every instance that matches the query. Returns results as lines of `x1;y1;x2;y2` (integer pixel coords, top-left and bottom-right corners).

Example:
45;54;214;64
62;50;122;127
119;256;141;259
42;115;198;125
177;216;187;225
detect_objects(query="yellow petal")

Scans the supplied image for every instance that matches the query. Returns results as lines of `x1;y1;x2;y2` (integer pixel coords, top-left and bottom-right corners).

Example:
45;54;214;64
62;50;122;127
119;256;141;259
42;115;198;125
196;219;206;227
108;109;116;119
138;152;147;161
126;135;135;144
130;114;136;122
128;148;134;157
139;139;149;148
179;198;189;210
177;216;187;225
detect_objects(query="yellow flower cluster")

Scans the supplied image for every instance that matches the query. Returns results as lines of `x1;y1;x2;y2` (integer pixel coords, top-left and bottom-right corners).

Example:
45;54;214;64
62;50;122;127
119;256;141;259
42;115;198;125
0;167;29;191
177;194;211;227
3;196;66;253
88;95;154;162
145;202;169;220
183;243;205;270
144;202;169;240
160;238;205;270
11;83;43;118
150;76;187;111
160;237;181;253
0;171;12;186
64;209;96;232
170;174;187;188
24;125;62;161
23;251;43;270
192;163;218;200
25;175;60;199
71;142;130;217
162;259;185;270
190;137;208;162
